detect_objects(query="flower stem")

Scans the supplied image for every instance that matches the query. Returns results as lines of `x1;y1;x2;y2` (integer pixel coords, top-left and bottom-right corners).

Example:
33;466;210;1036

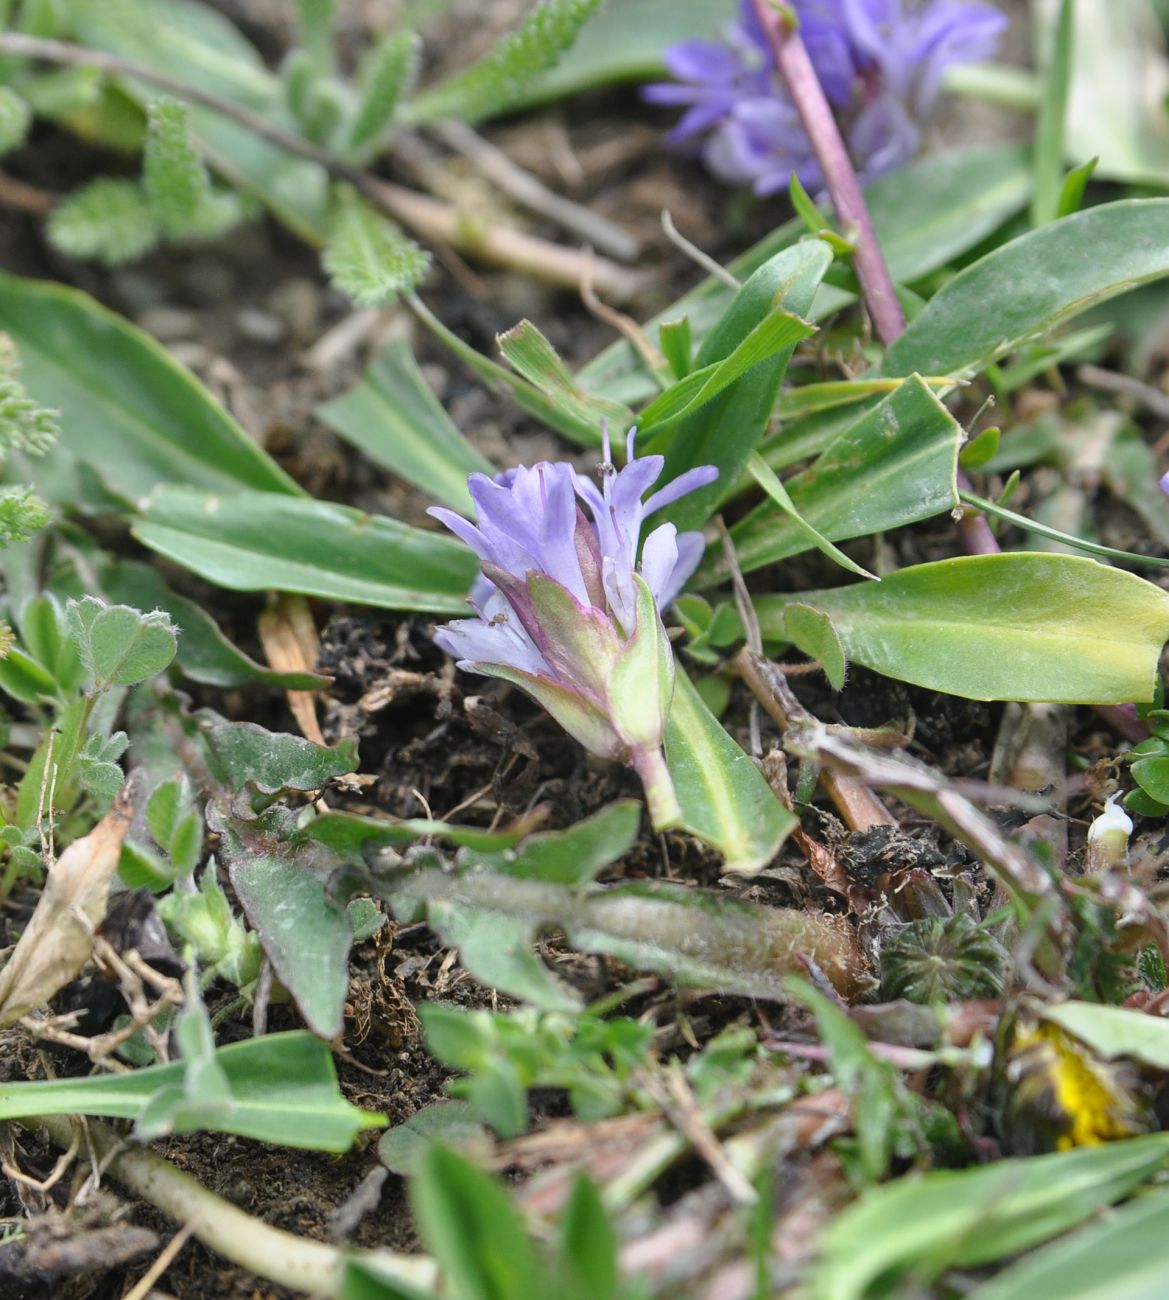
750;0;905;346
630;746;684;832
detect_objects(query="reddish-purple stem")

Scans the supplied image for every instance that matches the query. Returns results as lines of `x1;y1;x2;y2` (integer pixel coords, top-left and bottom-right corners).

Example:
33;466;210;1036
750;0;905;346
753;0;1149;740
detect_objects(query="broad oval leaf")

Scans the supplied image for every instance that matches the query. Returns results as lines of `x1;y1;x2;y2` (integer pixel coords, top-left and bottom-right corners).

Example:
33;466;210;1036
882;199;1169;379
134;487;476;613
0;271;301;503
756;554;1169;704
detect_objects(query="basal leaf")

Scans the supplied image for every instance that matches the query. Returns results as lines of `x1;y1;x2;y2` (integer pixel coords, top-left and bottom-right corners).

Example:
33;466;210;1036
755;554;1169;704
0;272;301;502
134;487;476;614
316;339;492;512
882;200;1169;380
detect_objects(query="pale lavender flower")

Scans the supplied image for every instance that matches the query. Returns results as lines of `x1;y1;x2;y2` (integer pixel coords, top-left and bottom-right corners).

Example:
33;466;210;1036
1160;469;1169;498
429;431;717;828
644;0;1007;196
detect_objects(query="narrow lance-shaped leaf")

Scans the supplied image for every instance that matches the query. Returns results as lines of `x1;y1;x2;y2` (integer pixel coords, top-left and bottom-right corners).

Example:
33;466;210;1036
316;339;492;512
0;271;301;501
0;1031;379;1151
648;239;833;533
134;487;476;614
700;375;960;584
881;200;1169;379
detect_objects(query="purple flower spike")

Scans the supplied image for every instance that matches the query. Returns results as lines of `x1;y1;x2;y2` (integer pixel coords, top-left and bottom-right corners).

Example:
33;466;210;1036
1160;470;1169;498
644;0;1007;194
429;433;718;829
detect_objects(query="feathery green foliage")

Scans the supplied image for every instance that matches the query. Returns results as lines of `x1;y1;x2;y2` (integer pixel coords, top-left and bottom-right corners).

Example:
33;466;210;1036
143;96;211;236
0;86;31;155
322;189;431;305
0;486;50;547
345;29;420;160
47;177;161;265
405;0;605;124
0;334;59;457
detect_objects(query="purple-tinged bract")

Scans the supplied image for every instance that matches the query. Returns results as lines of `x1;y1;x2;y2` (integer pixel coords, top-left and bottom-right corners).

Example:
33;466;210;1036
644;0;1007;195
429;432;717;828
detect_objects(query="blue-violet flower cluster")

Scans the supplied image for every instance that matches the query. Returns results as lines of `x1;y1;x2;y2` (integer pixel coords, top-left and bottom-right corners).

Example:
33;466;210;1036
644;0;1007;195
430;433;717;828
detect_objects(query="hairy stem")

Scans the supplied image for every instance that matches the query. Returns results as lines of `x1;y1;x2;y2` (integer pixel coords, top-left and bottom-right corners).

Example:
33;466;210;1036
27;1114;436;1297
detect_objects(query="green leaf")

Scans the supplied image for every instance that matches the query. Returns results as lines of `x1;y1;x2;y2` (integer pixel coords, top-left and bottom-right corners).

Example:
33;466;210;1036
198;712;357;795
783;605;846;690
0;86;31;155
647;240;833;533
66;596;177;689
810;1134;1169;1300
346;30;420;160
405;0;604;124
745;452;874;580
882;200;1169;380
410;1147;542;1300
497;320;632;441
47;178;160;266
635;307;816;437
293;0;335;71
134;487;476;614
1039;1001;1169;1071
702;375;960;583
958;490;1169;569
317;339;492;512
143;96;212;236
1132;755;1169;804
378;1100;489;1177
658;317;692;380
1057;156;1097;218
968;1186;1169;1300
664;668;796;874
1031;0;1075;227
755;554;1169;705
0;272;301;501
1046;0;1169;187
0;1030;380;1150
472;800;641;886
388;862;862;1005
99;558;327;690
299;807;544;856
323;189;431;307
559;1176;617;1300
220;819;352;1040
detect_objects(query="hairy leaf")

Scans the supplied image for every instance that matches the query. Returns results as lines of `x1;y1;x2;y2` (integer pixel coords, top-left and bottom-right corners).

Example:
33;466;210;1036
323;189;431;306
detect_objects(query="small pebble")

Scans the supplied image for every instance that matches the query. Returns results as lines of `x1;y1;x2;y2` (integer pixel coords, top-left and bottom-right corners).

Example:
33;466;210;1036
235;307;287;346
136;305;200;343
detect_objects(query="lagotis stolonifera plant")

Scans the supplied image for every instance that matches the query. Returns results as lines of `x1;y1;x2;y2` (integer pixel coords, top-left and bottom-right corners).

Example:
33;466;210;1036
430;430;717;829
643;0;1006;195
